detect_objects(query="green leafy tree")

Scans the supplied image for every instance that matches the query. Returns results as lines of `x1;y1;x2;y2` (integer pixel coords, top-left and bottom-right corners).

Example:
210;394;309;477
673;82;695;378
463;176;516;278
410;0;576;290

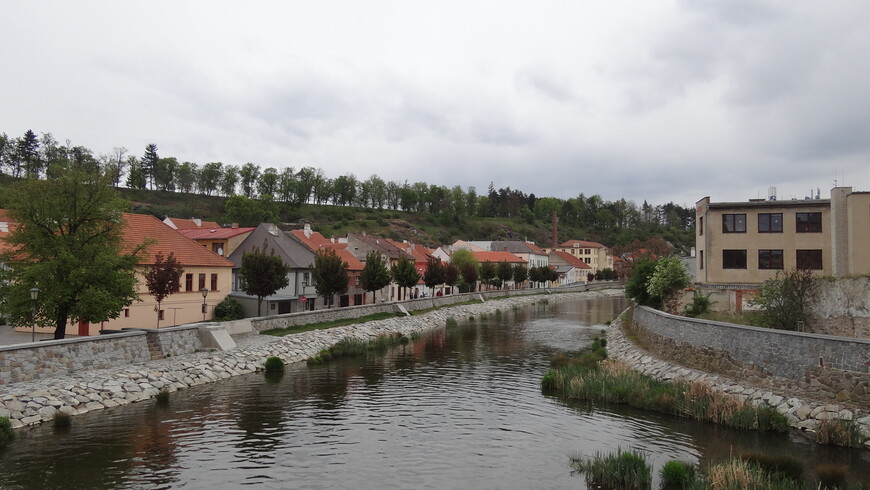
145;251;184;328
497;261;514;290
239;240;291;316
512;264;528;289
198;162;223;196
239;162;260;198
391;255;421;300
312;248;348;308
0;171;145;339
125;156;146;189
214;296;245;320
646;257;691;313
624;258;659;308
443;263;459;292
750;269;817;330
360;250;392;303
423;257;445;296
460;263;479;292
479;261;497;290
220;164;239;196
224;195;278;227
528;265;543;286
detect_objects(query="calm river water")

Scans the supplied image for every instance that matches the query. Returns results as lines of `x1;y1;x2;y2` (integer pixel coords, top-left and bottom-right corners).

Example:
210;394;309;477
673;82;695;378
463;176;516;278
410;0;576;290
1;296;868;489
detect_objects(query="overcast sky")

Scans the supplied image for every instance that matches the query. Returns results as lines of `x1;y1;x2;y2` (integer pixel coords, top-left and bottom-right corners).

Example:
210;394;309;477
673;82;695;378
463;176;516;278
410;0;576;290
3;1;868;207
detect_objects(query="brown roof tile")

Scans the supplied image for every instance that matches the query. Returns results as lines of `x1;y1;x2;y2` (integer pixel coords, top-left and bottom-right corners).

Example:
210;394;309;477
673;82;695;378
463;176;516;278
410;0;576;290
122;214;234;267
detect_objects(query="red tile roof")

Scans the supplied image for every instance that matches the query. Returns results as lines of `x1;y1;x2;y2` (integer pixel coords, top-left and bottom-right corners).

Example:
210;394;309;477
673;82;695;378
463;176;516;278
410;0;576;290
524;242;547;255
471;251;527;264
179;227;256;240
167;217;221;230
122;214;234;267
549;250;592;269
385;239;434;263
290;229;364;271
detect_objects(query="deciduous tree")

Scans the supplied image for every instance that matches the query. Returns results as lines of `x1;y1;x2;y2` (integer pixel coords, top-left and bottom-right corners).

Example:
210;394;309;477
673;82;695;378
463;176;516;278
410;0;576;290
422;257;444;296
391;255;421;300
239;240;291;316
0;170;145;339
360;250;392;303
312;248;348;308
145;251;184;328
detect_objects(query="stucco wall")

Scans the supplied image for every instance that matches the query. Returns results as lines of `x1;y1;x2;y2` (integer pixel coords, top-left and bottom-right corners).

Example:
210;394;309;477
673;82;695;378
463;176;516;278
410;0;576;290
631;306;870;407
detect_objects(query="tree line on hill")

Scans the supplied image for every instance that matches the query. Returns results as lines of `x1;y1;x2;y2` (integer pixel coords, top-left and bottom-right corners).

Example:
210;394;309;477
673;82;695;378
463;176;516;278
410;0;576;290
0;129;695;248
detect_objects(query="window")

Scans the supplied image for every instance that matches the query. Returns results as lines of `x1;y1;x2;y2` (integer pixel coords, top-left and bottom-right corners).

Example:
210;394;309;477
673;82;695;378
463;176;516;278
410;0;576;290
699;250;704;270
198;273;206;290
124;308;130;318
158;309;165;321
303;273;310;286
796;249;823;270
758;250;784;270
699;217;703;235
796;212;822;233
723;250;747;269
722;214;746;233
185;273;193;292
212;243;222;255
758;213;783;233
211;273;218;291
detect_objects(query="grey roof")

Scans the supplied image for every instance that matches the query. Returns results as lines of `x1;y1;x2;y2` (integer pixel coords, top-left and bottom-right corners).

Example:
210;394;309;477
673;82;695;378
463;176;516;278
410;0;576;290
227;223;315;269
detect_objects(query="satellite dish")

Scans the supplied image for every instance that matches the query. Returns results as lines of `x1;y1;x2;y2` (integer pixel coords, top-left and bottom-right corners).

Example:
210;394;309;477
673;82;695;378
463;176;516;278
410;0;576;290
217;247;224;256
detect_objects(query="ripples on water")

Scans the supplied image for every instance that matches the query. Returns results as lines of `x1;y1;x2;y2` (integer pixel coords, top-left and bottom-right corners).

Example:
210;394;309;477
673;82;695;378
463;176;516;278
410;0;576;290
1;297;868;489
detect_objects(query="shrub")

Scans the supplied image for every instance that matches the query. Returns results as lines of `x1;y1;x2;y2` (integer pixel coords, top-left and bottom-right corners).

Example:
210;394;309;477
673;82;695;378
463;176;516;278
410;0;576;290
264;356;285;373
155;388;170;404
683;289;714;318
1;417;16;448
53;411;72;429
445;317;458;328
541;370;557;391
750;269;817;330
816;418;867;447
660;460;697;489
410;331;421;341
214;296;245;321
572;449;652;489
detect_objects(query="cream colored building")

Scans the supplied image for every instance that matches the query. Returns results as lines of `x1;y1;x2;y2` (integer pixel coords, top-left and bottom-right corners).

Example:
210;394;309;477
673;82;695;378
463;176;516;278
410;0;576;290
695;187;868;284
541;240;613;274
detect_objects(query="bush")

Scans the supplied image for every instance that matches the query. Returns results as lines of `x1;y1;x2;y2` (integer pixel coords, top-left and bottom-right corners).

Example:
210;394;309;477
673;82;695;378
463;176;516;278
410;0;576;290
660;460;697;489
572;448;652;489
816;418;867;447
53;411;72;429
155;388;171;404
1;417;16;448
214;296;245;321
749;269;817;330
264;356;285;373
683;289;714;318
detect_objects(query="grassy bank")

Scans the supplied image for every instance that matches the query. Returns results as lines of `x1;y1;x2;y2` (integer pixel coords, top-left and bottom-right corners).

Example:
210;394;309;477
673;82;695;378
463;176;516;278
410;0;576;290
570;449;861;490
542;346;789;433
261;312;405;336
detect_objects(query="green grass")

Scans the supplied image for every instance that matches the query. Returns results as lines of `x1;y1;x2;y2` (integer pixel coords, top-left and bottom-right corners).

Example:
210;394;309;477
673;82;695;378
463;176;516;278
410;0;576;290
306;333;411;365
264;356;285;373
261;312;403;336
816;418;869;448
0;417;15;448
571;448;652;489
545;349;789;433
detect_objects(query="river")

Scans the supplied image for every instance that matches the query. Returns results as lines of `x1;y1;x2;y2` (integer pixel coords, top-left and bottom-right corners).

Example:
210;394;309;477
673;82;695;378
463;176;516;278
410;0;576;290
1;296;867;489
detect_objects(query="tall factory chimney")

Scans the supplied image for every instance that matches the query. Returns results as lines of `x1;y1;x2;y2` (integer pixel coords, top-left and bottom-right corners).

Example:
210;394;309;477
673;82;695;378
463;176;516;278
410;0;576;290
551;210;558;248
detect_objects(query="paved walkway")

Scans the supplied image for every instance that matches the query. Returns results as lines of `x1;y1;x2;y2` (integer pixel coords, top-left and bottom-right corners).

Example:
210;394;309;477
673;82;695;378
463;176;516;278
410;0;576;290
0;326;56;346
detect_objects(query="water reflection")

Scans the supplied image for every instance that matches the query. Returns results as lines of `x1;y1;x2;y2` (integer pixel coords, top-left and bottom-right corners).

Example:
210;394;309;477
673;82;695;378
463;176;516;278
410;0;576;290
0;296;867;489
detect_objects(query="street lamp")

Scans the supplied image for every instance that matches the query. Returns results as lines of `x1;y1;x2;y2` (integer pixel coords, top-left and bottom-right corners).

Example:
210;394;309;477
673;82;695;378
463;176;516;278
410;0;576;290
201;288;209;322
29;287;40;342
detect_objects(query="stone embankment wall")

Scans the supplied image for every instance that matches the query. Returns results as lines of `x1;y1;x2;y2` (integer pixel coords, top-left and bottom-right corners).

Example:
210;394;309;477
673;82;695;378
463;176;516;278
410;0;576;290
0;289;621;430
0;325;206;386
611;306;870;445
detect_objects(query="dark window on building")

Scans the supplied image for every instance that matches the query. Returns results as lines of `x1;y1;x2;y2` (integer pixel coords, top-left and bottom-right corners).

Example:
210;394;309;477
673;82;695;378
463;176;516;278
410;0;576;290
758;213;783;233
722;214;746;233
758;249;784;270
796;249;823;270
211;273;218;291
699;217;703;235
699;250;704;270
158;310;164;321
796;212;822;233
185;273;193;292
198;273;206;290
723;249;747;269
124;308;130;318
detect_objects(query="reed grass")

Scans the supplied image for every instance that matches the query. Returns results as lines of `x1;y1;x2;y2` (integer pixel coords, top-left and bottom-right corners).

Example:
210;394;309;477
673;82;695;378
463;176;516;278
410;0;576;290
816;418;868;448
571;448;652;490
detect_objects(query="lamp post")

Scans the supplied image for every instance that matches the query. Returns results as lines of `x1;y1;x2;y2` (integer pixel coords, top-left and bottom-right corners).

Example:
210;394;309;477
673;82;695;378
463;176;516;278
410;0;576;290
201;288;209;322
29;287;40;342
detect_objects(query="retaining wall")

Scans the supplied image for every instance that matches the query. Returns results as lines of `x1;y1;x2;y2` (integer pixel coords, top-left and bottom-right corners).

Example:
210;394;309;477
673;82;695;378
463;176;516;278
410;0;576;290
0;325;204;386
631;306;870;406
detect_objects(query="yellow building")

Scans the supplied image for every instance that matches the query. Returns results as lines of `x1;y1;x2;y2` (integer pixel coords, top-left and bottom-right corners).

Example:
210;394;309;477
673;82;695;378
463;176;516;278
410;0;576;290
542;240;613;274
695;187;869;284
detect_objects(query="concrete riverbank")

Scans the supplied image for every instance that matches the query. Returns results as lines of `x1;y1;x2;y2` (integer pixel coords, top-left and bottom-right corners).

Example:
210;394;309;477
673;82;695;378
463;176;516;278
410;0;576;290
607;310;870;448
1;289;622;430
